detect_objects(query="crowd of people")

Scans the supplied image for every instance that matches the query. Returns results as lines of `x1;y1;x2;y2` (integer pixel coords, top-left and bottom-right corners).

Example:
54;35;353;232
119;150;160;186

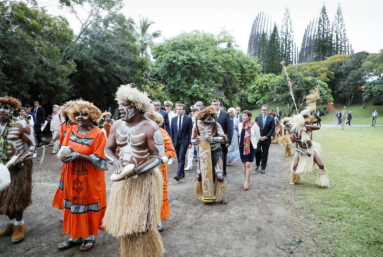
0;86;350;256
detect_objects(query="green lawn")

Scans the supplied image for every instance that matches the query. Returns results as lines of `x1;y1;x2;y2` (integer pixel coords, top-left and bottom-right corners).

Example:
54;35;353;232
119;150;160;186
317;102;383;125
287;127;383;256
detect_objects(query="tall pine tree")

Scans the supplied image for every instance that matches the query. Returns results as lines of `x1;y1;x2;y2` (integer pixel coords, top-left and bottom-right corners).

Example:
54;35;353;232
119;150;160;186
314;4;333;61
332;4;348;55
265;23;281;75
258;32;268;73
280;8;295;65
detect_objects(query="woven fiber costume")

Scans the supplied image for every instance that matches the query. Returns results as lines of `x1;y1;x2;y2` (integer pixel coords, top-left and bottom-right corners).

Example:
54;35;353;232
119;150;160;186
103;85;165;257
192;106;228;203
0;96;36;243
278;117;294;156
101;111;114;138
270;111;282;144
288;90;330;188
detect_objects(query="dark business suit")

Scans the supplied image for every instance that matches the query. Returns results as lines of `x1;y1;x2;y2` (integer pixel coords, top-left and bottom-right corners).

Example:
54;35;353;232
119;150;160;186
158;109;171;134
235;113;243;123
216;110;233;177
346;113;352;125
255;114;275;169
32;106;46;144
170;114;193;178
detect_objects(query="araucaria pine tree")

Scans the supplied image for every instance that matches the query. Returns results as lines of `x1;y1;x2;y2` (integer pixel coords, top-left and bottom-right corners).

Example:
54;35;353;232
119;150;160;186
314;4;333;61
280;8;295;65
258;32;268;73
265;23;281;75
332;4;348;55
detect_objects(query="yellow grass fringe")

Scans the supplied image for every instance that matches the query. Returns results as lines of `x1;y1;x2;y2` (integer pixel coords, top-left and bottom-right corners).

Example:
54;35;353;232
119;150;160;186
120;229;165;257
195;180;203;200
215;179;228;202
291;173;303;184
285;146;292;156
316;168;330;188
103;167;163;237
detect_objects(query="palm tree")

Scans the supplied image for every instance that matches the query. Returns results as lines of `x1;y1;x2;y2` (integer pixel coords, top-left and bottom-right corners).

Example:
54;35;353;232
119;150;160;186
134;16;161;59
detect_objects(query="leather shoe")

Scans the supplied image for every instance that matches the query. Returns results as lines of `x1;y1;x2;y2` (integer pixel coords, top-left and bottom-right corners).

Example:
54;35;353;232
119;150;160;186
261;168;266;174
179;174;185;180
173;176;180;181
184;167;192;171
12;224;25;243
255;165;259;171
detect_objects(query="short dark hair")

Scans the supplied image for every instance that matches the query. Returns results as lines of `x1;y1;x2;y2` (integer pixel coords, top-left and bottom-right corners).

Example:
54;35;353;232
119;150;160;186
153;100;161;105
243;110;252;118
212;100;220;105
25;104;31;108
177;104;185;110
175;101;182;105
34;100;39;103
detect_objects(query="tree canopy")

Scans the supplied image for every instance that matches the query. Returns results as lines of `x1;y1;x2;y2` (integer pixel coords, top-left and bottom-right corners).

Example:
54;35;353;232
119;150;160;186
151;30;261;107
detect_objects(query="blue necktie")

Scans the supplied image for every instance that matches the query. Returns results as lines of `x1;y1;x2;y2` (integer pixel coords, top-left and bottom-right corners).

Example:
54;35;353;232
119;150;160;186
263;115;266;129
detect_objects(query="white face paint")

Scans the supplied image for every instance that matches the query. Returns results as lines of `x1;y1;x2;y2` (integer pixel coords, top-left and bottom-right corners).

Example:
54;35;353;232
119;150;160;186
75;113;89;120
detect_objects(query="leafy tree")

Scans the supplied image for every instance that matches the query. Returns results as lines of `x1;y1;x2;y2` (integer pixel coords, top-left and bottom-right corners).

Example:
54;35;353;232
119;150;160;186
337;51;369;105
275;69;333;116
151;30;261;107
362;49;383;77
247;73;284;105
314;4;333;61
280;8;295;65
363;76;383;104
134;16;161;59
265;24;281;75
332;4;348;55
0;1;76;104
66;12;148;110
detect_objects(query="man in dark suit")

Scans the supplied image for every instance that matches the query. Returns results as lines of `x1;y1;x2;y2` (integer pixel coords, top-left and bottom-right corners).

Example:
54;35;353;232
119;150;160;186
235;106;243;122
32;100;45;146
170;103;193;181
153;100;171;135
276;107;282;121
346;111;352;126
254;104;275;174
212;100;233;177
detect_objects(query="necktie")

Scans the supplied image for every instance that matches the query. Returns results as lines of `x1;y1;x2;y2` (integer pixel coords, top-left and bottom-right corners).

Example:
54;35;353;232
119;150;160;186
263;115;266;129
178;116;182;132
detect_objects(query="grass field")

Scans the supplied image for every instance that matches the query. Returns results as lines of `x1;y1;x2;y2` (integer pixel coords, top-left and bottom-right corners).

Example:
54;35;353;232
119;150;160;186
286;127;383;256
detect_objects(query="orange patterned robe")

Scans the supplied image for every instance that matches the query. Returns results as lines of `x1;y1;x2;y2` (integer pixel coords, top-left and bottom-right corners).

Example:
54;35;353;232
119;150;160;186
61;125;107;238
160;128;175;220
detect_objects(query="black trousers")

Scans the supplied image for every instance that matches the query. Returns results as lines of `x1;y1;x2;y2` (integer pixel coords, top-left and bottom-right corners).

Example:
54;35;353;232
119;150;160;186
175;143;188;178
346;119;351;125
255;142;270;169
221;144;228;177
34;124;42;144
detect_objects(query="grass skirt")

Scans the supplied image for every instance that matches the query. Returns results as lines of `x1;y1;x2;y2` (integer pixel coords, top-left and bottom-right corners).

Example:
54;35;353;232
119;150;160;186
291;141;321;176
103;167;164;256
0;159;33;214
278;135;293;155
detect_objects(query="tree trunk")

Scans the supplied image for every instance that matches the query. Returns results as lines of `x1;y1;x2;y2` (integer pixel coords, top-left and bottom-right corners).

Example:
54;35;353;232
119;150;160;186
350;93;354;105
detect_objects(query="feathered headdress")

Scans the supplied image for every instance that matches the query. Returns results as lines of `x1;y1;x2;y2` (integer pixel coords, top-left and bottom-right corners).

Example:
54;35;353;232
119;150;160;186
66;100;102;123
0;97;21;110
115;84;153;113
194;106;218;120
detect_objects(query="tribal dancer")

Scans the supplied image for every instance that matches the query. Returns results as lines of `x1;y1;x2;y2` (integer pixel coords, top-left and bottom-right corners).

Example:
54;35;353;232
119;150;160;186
289;90;330;188
101;111;114;138
51;101;77;221
270;111;282;144
192;106;228;204
103;85;165;257
57;100;107;251
278;117;294;156
0;97;36;243
145;111;176;232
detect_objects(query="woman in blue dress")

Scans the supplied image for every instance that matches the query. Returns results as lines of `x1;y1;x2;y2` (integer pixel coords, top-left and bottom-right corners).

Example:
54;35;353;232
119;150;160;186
227;108;240;166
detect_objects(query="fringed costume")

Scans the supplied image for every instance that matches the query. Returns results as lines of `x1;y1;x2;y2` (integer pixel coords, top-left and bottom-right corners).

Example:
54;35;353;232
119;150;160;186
103;167;164;256
278;117;294;156
288;90;330;188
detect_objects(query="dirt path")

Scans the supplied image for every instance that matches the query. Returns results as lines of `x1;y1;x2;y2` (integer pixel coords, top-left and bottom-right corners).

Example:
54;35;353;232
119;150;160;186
0;144;318;256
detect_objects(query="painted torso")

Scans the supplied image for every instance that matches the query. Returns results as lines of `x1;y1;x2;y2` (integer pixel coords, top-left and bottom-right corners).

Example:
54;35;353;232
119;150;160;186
5;119;36;158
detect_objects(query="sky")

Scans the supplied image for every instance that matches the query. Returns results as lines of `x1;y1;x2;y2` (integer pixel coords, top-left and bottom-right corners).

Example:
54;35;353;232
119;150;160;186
42;0;383;55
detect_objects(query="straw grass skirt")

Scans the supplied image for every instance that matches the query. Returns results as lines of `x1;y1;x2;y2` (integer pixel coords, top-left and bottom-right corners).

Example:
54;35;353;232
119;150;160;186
290;142;329;187
278;135;293;155
103;167;164;257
